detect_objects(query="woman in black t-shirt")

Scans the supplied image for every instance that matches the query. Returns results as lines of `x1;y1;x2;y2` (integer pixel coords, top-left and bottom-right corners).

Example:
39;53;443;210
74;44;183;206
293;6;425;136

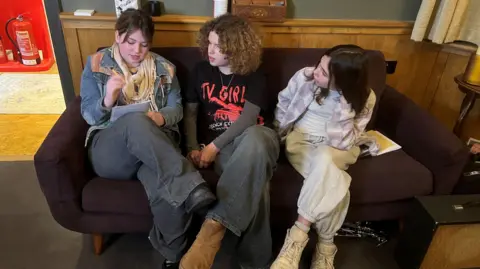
180;14;280;269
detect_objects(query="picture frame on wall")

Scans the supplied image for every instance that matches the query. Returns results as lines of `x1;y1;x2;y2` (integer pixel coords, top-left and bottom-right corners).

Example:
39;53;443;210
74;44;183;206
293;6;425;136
114;0;144;17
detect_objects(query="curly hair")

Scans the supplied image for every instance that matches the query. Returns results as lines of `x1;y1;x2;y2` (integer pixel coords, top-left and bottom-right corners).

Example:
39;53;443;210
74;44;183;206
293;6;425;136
198;14;262;75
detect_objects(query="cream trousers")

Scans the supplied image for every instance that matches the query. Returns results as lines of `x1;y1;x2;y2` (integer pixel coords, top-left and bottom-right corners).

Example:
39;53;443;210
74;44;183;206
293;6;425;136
286;129;360;237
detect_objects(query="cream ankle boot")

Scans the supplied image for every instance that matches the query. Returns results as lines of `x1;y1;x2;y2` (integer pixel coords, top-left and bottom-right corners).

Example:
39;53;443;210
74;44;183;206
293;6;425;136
270;225;309;269
310;242;337;269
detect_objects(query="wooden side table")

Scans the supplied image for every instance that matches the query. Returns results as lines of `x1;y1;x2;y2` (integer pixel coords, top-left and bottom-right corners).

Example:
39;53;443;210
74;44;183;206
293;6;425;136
453;74;480;136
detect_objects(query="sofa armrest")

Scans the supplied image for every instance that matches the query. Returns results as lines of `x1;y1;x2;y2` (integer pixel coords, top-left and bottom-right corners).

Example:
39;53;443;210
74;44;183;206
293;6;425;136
375;86;469;195
34;96;91;216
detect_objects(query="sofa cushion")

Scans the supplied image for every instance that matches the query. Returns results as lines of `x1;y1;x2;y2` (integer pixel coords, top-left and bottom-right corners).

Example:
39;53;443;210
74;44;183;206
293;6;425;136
348;150;433;204
200;148;432;206
81;150;432;217
269;149;433;210
82;177;151;216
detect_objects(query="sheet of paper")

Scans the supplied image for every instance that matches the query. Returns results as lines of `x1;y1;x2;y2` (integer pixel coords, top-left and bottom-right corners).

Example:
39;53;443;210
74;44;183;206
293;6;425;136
366;130;401;155
110;101;150;122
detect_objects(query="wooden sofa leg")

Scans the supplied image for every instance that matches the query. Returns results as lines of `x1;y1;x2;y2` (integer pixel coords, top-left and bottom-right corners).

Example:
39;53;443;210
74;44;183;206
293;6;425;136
93;233;104;255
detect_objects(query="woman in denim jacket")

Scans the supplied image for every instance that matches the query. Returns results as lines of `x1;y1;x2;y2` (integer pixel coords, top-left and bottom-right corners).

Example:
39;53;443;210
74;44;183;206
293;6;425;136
79;9;215;267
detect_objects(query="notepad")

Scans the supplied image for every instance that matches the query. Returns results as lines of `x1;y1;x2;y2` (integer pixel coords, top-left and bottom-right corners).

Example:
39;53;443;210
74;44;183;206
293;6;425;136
366;130;401;155
110;101;150;122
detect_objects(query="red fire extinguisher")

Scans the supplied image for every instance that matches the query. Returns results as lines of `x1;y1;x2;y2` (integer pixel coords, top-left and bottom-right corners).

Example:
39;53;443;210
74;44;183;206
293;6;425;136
0;36;7;64
6;15;41;66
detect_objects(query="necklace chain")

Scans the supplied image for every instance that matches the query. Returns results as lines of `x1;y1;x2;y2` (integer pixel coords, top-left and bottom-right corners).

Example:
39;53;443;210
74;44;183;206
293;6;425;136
219;71;235;89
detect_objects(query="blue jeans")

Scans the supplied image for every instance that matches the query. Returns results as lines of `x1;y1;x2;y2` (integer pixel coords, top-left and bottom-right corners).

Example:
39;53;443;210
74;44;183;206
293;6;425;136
88;113;205;262
209;125;280;268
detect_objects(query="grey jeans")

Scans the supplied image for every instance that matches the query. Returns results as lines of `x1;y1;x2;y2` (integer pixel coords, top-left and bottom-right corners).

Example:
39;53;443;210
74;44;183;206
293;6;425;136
88;112;205;262
209;125;280;268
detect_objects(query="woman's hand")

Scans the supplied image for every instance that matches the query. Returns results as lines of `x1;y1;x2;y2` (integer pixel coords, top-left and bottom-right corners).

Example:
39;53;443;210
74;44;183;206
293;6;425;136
471;144;480;154
199;143;219;168
187;150;202;167
104;74;125;108
147;111;165;126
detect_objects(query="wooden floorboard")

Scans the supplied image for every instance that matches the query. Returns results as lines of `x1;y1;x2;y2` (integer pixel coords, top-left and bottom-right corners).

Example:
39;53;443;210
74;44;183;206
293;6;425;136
0;63;60;159
0;114;59;157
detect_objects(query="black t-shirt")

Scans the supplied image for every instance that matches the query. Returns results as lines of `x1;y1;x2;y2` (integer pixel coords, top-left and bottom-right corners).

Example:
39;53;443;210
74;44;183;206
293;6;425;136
186;61;268;144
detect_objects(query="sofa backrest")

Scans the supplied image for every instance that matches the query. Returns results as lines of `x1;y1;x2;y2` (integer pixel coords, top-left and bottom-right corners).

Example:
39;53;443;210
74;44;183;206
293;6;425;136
151;47;386;129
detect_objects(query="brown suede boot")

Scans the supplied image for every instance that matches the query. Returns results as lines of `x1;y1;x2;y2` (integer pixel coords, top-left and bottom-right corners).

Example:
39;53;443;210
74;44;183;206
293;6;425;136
179;219;226;269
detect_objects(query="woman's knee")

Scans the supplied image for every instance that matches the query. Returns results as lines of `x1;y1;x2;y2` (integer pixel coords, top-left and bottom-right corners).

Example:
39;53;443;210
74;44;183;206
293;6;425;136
237;126;279;164
115;112;166;137
113;113;177;148
241;126;279;154
313;146;334;163
320;147;358;170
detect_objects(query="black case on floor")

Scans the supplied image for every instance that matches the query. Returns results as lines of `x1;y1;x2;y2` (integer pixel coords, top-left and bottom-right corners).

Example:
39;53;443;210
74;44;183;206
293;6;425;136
394;195;480;269
454;154;480;194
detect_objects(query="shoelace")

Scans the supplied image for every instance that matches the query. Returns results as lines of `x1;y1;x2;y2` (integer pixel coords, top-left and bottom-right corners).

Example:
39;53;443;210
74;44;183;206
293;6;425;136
312;252;334;268
281;238;304;264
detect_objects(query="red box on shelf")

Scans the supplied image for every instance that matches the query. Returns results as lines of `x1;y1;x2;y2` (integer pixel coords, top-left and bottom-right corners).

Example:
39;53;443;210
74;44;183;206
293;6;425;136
0;0;55;72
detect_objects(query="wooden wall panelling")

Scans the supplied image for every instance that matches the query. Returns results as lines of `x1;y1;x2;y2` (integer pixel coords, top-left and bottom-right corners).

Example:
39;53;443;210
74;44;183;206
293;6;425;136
60;13;417;97
268;33;301;48
429;53;471;134
385;36;421;98
153;21;201;47
260;32;273;48
355;35;388;50
299;34;356;48
412;43;444;108
152;31;198;47
60;13;479;138
62;28;83;96
77;29;115;66
394;41;441;106
422;50;449;110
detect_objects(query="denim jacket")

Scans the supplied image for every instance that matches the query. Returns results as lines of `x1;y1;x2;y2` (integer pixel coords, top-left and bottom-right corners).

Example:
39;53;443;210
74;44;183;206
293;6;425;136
80;47;183;146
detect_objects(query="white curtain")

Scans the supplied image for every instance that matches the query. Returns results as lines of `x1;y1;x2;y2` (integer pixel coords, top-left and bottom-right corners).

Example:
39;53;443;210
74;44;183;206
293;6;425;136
411;0;480;45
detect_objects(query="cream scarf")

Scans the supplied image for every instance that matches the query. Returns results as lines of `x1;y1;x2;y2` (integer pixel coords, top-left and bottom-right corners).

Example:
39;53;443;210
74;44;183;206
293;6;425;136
111;43;158;111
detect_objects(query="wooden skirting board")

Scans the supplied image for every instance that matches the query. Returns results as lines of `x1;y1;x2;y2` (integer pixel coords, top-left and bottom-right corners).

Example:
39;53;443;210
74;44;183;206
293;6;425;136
60;12;479;140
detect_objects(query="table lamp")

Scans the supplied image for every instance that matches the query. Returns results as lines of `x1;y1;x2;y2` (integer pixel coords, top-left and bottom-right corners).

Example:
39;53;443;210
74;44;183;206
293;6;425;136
464;45;480;86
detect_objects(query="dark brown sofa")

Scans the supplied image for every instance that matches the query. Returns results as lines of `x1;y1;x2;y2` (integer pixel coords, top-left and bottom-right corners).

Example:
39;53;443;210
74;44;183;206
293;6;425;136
34;47;469;255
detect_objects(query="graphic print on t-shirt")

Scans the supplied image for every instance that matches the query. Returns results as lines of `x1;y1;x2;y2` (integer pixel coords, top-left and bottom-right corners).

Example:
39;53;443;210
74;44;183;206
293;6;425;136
201;81;264;132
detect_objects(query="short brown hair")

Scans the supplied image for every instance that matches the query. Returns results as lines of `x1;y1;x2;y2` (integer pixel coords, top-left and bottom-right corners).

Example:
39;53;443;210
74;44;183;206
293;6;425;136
198;14;262;75
115;8;155;43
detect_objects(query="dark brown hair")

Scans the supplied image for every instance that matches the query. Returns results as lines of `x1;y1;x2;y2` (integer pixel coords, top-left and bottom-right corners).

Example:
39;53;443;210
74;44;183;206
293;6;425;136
197;14;262;75
115;8;155;43
308;44;370;114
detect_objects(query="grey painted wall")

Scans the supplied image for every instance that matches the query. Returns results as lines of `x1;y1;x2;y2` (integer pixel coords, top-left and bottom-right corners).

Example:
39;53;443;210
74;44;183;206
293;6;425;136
288;0;421;20
61;0;421;21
